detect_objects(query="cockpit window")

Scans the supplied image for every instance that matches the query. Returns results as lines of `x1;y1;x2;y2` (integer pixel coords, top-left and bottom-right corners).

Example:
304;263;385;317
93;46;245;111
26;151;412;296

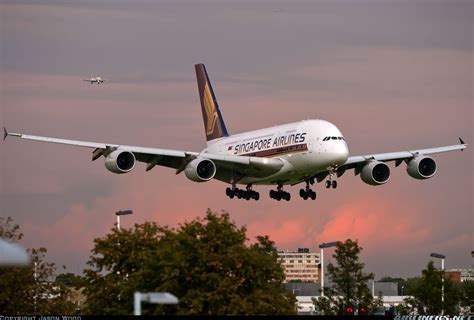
323;136;345;141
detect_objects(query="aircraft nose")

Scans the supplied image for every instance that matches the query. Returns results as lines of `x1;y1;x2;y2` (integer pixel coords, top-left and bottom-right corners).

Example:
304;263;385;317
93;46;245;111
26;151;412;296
331;142;349;165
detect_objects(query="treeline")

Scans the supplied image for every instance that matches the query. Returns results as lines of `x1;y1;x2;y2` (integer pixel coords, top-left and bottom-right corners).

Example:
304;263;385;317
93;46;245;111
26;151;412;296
1;213;473;315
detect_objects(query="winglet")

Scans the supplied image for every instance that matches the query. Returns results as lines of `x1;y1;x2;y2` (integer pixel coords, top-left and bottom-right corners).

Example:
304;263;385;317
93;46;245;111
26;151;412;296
459;137;465;145
3;127;8;141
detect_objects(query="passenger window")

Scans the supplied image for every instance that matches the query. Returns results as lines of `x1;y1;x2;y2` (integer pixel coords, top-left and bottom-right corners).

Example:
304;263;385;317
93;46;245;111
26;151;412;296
337;137;342;140
331;137;337;140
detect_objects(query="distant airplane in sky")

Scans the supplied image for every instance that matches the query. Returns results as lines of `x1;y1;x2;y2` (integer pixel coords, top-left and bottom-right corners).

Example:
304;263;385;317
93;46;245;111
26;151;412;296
4;64;467;201
82;76;105;84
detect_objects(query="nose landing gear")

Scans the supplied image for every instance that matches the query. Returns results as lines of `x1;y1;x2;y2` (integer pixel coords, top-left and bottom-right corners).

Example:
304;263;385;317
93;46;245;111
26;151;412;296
325;169;338;189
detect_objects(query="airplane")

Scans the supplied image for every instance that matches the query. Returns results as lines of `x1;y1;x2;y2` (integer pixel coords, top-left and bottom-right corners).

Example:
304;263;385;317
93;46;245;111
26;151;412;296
4;64;467;202
83;76;105;84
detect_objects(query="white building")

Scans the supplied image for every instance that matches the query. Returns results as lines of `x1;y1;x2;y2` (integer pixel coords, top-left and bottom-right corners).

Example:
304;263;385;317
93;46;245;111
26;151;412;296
278;248;320;283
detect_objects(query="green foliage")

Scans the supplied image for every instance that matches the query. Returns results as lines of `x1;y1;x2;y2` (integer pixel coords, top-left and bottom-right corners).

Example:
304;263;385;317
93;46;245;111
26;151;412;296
0;216;76;315
403;261;461;315
83;209;296;315
460;281;474;314
313;239;375;315
55;272;84;288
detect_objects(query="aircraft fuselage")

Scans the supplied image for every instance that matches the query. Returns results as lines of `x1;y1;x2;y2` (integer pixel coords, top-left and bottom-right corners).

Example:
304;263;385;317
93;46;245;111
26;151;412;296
204;119;349;185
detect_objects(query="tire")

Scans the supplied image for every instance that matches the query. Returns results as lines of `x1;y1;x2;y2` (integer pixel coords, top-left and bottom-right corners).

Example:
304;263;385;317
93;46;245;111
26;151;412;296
332;180;337;188
303;192;308;200
325;180;331;188
269;190;275;198
254;193;260;201
286;193;291;201
310;191;316;200
226;187;231;196
299;189;305;197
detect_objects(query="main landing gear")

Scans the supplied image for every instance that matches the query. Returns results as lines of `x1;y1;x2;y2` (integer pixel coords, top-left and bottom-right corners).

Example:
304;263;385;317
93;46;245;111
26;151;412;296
299;180;316;200
226;184;260;201
269;184;291;201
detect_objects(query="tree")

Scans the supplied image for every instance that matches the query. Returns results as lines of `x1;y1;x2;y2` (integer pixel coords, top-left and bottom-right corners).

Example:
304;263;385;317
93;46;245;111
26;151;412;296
313;239;376;315
83;209;296;315
403;261;460;315
0;216;76;314
460;281;474;314
55;272;84;288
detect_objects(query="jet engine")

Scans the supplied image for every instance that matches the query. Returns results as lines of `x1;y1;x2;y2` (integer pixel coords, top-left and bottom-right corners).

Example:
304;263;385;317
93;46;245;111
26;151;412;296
360;161;390;185
407;156;437;179
184;158;216;182
105;150;136;174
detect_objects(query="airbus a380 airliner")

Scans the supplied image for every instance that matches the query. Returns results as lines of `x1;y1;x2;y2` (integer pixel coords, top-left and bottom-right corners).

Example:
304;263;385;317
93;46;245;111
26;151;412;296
4;64;467;201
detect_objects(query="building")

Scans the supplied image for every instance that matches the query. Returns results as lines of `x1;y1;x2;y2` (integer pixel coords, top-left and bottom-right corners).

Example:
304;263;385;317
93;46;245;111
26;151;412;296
278;248;320;283
446;268;474;283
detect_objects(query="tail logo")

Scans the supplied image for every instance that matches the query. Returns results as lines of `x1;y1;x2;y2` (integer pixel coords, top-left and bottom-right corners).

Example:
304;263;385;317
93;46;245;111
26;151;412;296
203;82;218;136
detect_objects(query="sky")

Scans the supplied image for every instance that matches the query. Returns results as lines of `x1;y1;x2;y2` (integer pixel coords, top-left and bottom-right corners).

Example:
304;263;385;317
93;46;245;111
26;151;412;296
1;0;472;278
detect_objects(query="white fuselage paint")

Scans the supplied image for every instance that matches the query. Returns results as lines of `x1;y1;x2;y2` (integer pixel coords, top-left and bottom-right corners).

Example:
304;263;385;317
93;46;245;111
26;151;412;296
203;119;349;185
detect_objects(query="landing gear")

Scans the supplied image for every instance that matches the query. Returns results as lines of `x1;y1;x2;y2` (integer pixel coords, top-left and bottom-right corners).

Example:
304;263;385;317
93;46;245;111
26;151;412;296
269;184;291;201
300;180;316;200
325;179;338;189
226;184;259;201
325;170;338;189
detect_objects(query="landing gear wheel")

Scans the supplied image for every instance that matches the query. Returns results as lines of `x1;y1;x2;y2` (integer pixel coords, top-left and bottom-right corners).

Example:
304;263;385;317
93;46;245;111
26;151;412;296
325;180;331;189
269;190;275;198
299;189;305;197
331;180;337;189
226;187;232;196
302;192;308;200
310;191;316;200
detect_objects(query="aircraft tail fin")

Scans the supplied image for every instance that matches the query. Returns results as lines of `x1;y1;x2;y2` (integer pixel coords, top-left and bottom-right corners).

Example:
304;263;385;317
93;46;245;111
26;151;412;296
195;64;229;142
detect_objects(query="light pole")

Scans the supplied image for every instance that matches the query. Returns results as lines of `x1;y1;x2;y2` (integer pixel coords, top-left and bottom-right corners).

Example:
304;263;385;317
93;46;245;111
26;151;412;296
319;241;338;297
134;292;179;315
115;210;133;230
430;252;445;315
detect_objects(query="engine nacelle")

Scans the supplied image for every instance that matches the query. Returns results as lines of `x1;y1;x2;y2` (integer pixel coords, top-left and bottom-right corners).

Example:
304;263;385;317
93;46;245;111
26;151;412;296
360;161;390;185
407;156;437;179
184;158;216;182
105;150;136;174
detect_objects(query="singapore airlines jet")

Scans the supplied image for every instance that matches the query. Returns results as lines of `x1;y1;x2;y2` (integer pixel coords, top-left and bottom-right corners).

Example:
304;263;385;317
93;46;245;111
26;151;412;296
4;64;467;201
83;76;105;84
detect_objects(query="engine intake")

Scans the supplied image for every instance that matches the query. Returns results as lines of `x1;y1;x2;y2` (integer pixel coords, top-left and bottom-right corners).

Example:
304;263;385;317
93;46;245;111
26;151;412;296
360;161;390;185
407;156;437;179
105;150;136;174
185;158;216;182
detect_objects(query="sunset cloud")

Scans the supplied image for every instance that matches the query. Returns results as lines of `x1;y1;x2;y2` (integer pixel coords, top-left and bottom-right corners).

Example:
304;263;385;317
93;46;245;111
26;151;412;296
2;1;472;278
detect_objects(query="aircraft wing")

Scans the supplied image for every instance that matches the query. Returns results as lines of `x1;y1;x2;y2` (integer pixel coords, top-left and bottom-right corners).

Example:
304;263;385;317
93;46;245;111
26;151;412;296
3;128;283;178
308;139;467;183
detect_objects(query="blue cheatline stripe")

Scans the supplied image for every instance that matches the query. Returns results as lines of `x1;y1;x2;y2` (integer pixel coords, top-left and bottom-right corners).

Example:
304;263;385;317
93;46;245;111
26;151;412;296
240;143;308;158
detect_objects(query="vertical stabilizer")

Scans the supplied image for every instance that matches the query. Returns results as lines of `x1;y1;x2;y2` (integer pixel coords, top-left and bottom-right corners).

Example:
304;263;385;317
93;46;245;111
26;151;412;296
195;64;229;142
